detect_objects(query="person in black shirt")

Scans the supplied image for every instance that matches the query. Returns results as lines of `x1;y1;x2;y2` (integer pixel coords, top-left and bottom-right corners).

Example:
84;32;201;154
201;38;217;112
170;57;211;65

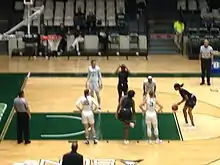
116;90;136;144
58;23;67;53
174;83;197;127
62;141;83;165
115;64;130;102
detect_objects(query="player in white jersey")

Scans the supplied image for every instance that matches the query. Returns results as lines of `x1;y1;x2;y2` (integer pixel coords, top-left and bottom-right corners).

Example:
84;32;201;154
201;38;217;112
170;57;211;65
139;91;163;144
143;76;156;100
76;89;100;145
86;60;102;106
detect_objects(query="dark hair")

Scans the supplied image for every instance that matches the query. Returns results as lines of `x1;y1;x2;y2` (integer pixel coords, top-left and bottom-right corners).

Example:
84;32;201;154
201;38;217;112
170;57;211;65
174;83;184;89
84;89;89;99
18;91;24;97
121;64;126;70
71;141;78;152
91;60;96;65
127;90;135;98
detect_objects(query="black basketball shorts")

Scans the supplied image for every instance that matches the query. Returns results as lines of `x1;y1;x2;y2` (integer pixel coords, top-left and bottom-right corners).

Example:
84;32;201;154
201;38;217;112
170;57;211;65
185;95;197;109
118;108;132;122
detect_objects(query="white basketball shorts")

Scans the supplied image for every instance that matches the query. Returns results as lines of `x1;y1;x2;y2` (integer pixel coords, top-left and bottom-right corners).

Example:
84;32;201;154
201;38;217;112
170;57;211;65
81;111;95;125
89;81;100;92
145;112;157;125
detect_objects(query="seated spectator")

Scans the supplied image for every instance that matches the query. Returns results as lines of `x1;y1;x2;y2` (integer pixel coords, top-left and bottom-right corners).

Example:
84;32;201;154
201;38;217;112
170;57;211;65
57;23;67;53
86;12;96;32
203;15;213;31
74;7;85;28
98;28;110;53
70;25;84;56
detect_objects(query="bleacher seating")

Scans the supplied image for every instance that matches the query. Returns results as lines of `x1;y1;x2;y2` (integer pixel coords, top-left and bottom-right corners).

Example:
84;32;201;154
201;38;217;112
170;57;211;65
7;0;149;58
176;0;220;59
38;0;126;27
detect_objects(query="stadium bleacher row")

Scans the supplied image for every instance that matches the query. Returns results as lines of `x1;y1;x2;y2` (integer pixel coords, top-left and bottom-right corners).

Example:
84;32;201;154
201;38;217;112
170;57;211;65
21;0;125;27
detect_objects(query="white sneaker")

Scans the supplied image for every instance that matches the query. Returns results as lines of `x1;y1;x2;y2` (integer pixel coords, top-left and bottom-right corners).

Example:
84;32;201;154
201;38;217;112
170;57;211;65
124;140;129;144
155;139;162;144
147;140;152;144
129;122;135;128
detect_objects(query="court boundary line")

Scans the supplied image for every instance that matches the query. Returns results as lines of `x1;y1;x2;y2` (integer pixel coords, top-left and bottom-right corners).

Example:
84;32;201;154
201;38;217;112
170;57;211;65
0;72;31;142
173;112;183;141
205;157;220;165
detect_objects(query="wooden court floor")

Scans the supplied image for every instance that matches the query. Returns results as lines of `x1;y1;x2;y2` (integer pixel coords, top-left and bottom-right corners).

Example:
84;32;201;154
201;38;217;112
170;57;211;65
1;55;220;165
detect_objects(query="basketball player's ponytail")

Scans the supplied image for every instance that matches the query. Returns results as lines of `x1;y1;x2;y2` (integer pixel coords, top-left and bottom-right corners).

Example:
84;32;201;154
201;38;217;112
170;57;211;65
84;89;89;100
174;83;184;89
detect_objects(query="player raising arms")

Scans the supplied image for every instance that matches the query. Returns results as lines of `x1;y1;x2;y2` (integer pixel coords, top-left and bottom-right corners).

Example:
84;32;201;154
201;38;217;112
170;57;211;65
143;76;156;100
76;89;100;145
174;83;197;127
139;91;163;144
115;64;130;102
86;60;102;106
116;90;136;144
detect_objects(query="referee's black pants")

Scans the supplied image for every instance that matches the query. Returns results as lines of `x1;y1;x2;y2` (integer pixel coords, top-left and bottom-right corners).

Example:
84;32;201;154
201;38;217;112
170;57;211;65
201;58;212;84
16;112;30;143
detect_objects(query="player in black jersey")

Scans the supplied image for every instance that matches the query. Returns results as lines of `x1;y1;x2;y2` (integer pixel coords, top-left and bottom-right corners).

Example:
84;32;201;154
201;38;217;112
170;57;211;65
116;90;136;144
115;64;130;102
174;83;197;127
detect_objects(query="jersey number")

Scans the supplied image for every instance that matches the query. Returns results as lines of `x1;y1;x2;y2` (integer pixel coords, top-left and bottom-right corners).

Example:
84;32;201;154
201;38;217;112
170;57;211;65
149;102;154;107
91;72;95;77
83;100;90;105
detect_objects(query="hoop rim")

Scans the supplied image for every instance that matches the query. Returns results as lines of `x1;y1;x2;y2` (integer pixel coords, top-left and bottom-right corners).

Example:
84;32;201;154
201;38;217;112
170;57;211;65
41;35;62;41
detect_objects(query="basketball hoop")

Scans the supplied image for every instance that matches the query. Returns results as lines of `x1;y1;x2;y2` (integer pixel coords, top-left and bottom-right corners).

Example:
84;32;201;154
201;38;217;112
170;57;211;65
41;35;62;51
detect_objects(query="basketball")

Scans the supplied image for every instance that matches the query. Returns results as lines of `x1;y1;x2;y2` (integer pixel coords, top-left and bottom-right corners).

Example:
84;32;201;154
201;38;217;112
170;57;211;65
172;104;178;111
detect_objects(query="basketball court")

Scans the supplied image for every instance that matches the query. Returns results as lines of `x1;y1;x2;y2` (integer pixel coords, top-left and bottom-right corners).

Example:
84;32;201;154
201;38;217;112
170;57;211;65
0;55;220;165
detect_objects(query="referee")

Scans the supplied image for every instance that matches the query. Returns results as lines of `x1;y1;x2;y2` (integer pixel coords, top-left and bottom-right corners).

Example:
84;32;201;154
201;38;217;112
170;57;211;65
199;39;213;86
13;91;31;144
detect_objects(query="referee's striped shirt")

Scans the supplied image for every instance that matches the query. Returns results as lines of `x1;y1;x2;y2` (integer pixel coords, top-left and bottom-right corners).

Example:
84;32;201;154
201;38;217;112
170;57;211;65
200;45;213;59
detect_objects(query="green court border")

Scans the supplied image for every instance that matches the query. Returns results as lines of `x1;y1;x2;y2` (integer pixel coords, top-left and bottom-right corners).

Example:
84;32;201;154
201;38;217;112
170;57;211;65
0;72;30;141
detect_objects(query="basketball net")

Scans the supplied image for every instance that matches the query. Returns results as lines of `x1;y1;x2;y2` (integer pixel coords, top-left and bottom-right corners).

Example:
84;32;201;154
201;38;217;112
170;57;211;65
41;35;61;51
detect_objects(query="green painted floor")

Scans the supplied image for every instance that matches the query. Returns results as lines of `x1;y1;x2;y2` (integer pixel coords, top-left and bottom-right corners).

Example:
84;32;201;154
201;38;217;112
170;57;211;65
0;74;26;135
5;112;181;140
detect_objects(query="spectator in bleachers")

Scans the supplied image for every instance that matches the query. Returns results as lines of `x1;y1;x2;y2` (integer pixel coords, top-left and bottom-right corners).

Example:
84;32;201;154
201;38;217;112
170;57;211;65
174;18;185;52
203;15;213;31
70;25;84;56
74;7;85;28
98;28;109;53
58;23;67;53
86;12;96;32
